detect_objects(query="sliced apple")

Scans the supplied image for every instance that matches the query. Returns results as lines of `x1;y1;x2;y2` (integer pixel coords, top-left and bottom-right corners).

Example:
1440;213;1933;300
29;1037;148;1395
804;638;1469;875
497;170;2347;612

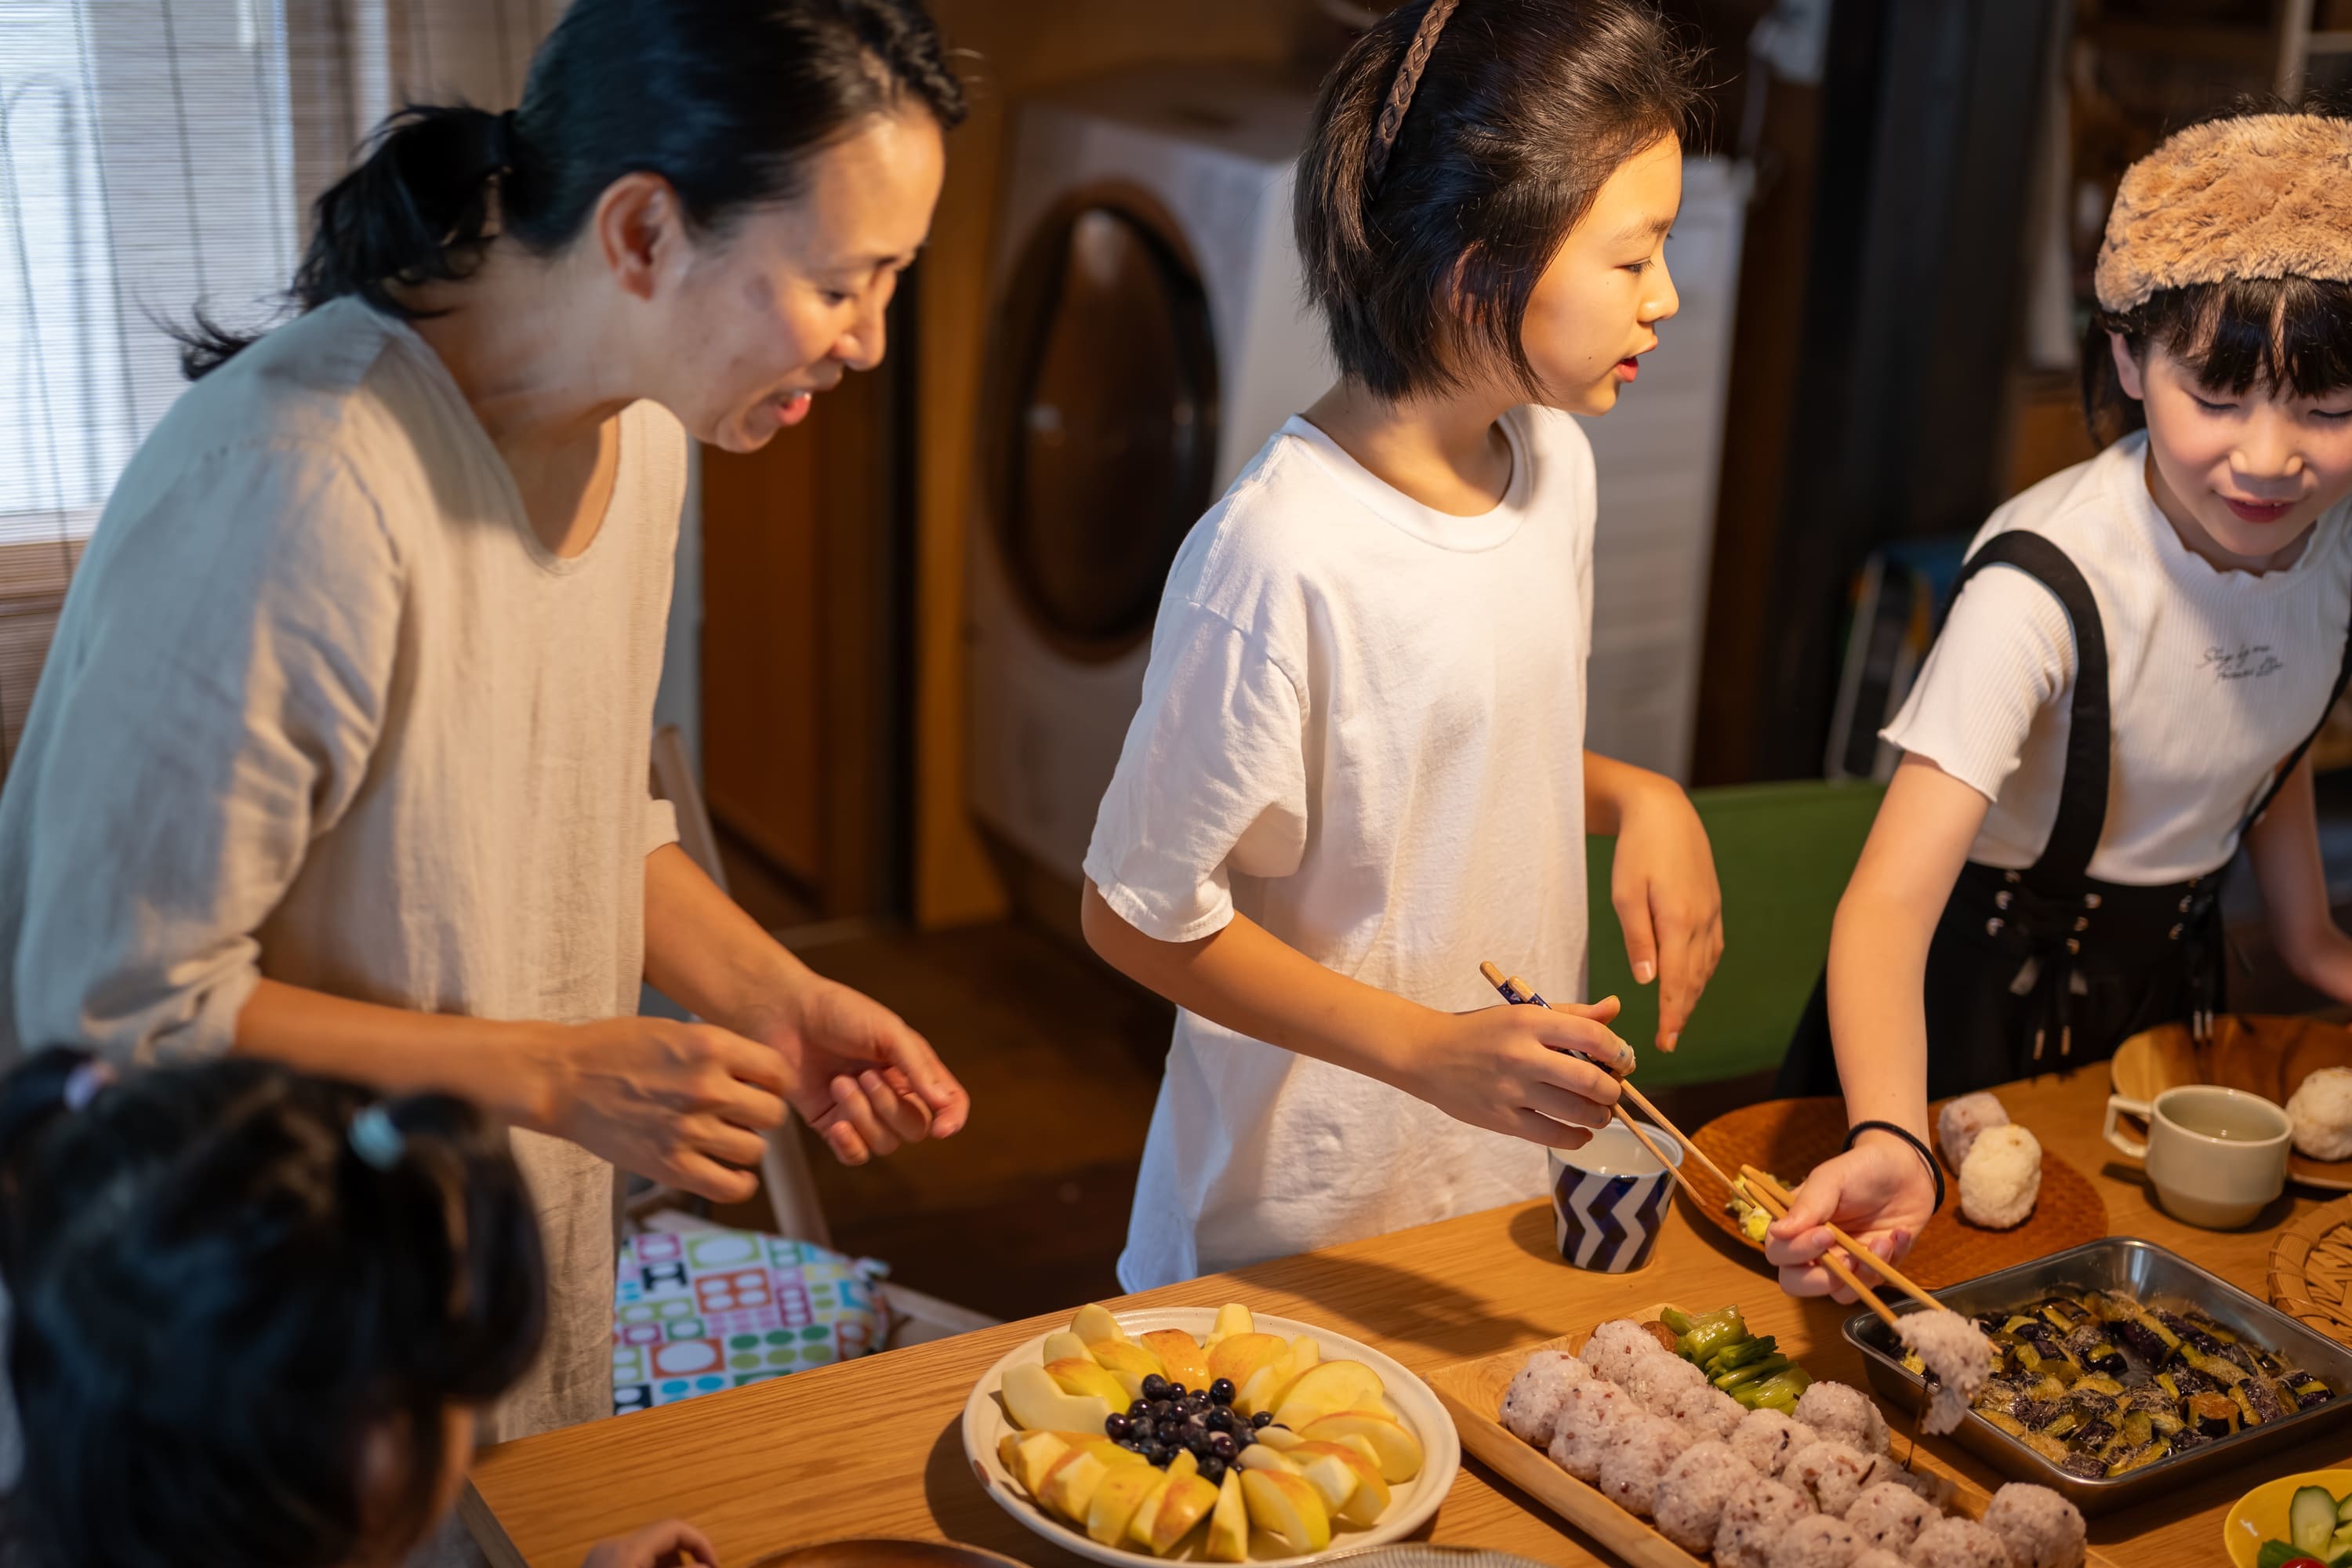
1233;1358;1294;1418
1041;1330;1096;1366
1237;1444;1299;1475
1124;1468;1180;1548
1146;1470;1221;1555
1045;1357;1130;1409
1270;1360;1385;1430
1288;1334;1321;1375
1007;1430;1069;1494
1065;1433;1149;1467
1253;1423;1305;1451
1071;1302;1128;1345
1002;1362;1112;1434
1208;1332;1291;1388
1040;1449;1111;1523
1085;1462;1163;1546
1091;1338;1166;1385
1206;1302;1254;1348
1291;1441;1390;1527
1300;1411;1424;1483
1242;1466;1333;1553
1206;1468;1248;1563
1139;1329;1212;1391
1334;1433;1383;1472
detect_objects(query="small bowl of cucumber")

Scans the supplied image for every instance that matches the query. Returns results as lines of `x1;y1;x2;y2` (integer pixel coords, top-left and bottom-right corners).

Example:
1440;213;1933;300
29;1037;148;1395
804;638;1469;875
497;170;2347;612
2226;1469;2352;1567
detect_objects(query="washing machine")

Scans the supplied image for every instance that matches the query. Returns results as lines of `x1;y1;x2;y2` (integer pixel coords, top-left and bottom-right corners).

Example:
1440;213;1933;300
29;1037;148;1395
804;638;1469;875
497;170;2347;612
967;64;1330;922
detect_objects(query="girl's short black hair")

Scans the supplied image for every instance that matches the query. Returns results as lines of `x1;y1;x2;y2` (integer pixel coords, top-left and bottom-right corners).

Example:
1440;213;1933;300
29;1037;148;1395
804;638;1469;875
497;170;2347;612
2082;97;2352;444
180;0;966;376
1295;0;1702;401
0;1049;546;1568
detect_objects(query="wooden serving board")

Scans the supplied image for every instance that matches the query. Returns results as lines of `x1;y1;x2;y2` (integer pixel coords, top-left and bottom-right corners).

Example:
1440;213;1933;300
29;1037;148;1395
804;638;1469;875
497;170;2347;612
1425;1318;2124;1568
1679;1097;2107;1288
2114;1015;2352;1191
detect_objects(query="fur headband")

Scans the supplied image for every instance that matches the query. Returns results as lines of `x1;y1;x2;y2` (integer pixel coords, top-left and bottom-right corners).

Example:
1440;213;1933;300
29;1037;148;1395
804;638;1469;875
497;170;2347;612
2094;114;2352;314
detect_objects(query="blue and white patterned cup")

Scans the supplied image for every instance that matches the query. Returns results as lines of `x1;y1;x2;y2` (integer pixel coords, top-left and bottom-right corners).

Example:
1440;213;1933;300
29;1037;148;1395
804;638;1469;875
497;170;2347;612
1549;1121;1684;1272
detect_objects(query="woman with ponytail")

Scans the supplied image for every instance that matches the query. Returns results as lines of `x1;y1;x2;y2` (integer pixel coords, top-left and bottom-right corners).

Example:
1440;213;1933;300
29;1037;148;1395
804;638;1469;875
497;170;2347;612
0;0;971;1454
0;1049;714;1568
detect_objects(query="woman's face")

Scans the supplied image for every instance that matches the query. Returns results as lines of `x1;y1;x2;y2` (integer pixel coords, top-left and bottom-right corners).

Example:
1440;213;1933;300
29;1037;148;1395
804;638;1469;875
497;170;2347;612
652;104;946;452
1517;135;1683;417
2114;334;2352;568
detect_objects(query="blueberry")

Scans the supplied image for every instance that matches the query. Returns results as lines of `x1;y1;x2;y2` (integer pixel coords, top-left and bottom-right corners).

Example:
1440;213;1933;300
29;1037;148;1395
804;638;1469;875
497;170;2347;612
1149;1400;1176;1422
1165;1384;1187;1402
1129;1417;1155;1443
1186;1427;1215;1454
1140;1374;1171;1403
1198;1455;1228;1486
1234;1427;1255;1450
1184;1410;1210;1432
1129;1398;1152;1419
1143;1442;1172;1467
1204;1407;1234;1433
1116;1438;1145;1454
1105;1413;1131;1440
1207;1430;1237;1460
1250;1412;1275;1429
1209;1377;1237;1406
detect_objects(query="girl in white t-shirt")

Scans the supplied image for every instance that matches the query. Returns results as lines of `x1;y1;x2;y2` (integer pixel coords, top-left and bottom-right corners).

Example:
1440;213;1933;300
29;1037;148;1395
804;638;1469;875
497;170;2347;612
1770;111;2352;1298
1081;0;1725;1290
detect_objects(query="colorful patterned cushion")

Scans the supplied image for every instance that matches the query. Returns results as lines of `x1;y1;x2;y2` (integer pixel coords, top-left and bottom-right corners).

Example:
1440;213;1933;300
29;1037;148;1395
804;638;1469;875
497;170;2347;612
612;1228;891;1415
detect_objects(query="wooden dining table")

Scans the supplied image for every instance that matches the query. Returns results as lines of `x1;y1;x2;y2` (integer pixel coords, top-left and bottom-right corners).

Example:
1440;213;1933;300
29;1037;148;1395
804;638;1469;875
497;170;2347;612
465;1064;2348;1568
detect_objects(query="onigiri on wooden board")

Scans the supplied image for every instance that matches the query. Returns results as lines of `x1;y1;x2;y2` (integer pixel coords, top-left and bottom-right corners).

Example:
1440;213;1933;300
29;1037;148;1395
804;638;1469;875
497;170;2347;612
1682;1098;2107;1290
1428;1314;2123;1568
2112;1014;2352;1191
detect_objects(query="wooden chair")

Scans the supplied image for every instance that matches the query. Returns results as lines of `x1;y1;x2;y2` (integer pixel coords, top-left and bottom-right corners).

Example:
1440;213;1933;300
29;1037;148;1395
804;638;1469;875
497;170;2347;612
645;726;996;1347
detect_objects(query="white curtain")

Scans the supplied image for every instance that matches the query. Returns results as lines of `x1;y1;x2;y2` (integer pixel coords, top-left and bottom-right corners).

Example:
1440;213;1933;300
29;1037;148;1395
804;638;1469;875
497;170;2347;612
0;0;558;764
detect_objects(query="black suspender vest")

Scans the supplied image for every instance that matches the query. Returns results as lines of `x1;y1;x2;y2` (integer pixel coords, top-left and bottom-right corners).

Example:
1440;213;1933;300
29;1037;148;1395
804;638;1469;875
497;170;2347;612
1779;532;2352;1101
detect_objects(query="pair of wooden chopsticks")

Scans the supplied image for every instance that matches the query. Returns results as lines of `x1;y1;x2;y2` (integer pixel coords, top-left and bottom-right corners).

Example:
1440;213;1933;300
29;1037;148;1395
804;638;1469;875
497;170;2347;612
1477;960;1942;1333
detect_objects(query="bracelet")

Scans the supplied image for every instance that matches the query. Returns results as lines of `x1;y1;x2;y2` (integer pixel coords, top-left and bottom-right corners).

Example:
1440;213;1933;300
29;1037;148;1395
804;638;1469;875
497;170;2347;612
1845;1120;1946;1214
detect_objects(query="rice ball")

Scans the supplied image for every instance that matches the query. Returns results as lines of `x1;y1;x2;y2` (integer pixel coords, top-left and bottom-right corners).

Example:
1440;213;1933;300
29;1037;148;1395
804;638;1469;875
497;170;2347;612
1624;1347;1711;1410
1982;1483;2086;1568
1731;1406;1822;1476
1846;1481;1940;1555
1501;1349;1592;1446
2288;1066;2352;1162
1788;1438;1878;1517
1863;1454;1955;1510
1717;1476;1817;1568
1664;1380;1748;1443
1936;1092;2009;1170
1548;1378;1635;1481
1906;1515;2013;1567
1796;1381;1892;1455
1581;1319;1659;1386
1597;1413;1690;1517
1769;1514;1867;1568
1896;1309;1995;1434
1958;1123;2042;1229
1653;1440;1755;1553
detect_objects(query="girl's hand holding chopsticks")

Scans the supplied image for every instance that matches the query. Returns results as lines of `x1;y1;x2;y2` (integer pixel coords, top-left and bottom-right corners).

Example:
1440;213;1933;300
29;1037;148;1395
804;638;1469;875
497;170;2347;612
1762;1139;1936;1305
1395;999;1634;1149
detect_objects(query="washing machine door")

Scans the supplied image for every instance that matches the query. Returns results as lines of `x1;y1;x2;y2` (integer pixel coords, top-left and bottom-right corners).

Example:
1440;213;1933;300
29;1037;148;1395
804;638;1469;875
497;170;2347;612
992;192;1218;662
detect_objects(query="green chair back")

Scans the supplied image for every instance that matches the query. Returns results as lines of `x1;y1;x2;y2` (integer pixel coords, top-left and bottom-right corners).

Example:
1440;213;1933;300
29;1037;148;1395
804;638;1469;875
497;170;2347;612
1584;779;1886;1088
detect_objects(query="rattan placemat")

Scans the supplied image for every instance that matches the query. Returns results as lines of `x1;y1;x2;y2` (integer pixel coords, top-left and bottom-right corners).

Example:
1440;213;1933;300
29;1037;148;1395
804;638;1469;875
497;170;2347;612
2270;1192;2352;1345
1684;1095;2107;1288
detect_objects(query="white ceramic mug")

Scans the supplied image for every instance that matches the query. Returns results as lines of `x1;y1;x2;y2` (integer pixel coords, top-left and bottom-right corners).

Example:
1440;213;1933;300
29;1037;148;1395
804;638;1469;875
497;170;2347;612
2102;1083;2291;1229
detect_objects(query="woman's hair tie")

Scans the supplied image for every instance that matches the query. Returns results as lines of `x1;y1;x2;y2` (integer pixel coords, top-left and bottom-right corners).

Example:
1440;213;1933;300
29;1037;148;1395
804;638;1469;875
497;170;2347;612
61;1058;114;1113
2095;112;2352;312
1366;0;1462;199
348;1103;406;1171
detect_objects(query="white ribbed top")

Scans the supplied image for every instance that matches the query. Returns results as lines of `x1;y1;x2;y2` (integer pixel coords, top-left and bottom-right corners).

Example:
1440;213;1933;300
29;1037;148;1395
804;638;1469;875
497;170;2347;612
1884;432;2352;884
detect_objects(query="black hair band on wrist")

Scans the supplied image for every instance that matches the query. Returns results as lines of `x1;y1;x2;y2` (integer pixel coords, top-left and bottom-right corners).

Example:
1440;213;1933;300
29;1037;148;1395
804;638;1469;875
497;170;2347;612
1845;1119;1946;1214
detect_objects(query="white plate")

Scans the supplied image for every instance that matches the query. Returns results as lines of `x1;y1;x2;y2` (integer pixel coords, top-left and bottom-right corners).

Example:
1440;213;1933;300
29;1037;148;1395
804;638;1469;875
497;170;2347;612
960;1307;1462;1567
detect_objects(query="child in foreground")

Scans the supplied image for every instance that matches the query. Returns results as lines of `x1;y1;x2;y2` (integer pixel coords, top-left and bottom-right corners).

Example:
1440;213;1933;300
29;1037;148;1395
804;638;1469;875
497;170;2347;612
1083;0;1724;1290
1771;108;2352;1298
0;1048;713;1568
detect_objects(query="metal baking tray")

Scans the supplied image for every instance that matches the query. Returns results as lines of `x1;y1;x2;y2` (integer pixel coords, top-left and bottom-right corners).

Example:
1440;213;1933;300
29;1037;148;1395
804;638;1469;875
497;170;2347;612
1842;1236;2352;1514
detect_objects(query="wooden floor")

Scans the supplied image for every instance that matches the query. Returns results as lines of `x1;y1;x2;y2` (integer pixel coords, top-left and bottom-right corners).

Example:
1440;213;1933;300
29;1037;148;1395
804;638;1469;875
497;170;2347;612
712;918;1174;1323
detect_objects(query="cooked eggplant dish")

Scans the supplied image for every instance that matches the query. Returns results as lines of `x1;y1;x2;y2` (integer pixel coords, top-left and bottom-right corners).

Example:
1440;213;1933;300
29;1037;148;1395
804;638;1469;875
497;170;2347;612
1893;1287;2336;1481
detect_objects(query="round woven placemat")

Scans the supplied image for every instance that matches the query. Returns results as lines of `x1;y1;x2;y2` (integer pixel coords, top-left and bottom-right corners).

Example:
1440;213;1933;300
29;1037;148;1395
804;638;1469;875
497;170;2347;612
2268;1192;2352;1345
1682;1095;2107;1288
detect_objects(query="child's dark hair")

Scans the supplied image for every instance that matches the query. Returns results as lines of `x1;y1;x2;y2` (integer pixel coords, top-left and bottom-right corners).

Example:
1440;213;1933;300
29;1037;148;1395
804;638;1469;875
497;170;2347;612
2082;99;2352;445
0;1049;546;1568
1296;0;1701;401
178;0;966;376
